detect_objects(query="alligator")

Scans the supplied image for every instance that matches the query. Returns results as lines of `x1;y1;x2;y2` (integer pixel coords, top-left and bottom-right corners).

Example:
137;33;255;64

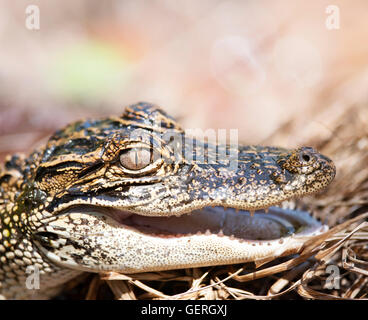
0;102;336;299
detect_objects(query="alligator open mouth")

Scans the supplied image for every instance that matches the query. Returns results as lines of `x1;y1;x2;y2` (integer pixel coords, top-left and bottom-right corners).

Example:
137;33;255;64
73;203;328;243
38;197;331;271
37;201;330;274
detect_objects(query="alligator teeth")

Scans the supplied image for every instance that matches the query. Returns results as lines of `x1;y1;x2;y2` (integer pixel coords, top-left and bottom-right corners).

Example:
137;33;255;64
264;208;269;213
205;229;211;235
218;229;224;236
249;210;255;217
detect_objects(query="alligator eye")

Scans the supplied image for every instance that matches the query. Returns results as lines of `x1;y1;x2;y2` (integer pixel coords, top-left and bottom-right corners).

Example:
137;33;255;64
120;148;152;170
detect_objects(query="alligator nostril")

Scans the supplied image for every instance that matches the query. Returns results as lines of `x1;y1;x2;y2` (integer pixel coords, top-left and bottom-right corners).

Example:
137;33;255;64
301;154;311;162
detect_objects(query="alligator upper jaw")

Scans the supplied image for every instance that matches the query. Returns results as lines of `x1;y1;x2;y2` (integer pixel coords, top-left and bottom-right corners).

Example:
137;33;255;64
73;203;327;242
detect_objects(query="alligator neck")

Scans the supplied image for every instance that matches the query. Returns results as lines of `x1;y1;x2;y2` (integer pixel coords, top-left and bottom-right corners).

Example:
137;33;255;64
0;154;81;299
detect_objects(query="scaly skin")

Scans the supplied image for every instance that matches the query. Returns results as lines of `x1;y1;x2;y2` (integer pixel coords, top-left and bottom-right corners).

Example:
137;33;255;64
0;102;336;299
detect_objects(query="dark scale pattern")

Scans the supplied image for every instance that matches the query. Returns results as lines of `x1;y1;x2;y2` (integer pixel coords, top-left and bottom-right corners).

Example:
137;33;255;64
0;102;336;299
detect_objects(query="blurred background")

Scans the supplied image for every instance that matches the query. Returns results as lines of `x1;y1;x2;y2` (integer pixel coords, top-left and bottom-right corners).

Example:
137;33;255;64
0;0;368;161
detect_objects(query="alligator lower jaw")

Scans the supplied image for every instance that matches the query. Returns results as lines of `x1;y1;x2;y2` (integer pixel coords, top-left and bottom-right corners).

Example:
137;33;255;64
44;204;329;273
101;203;328;242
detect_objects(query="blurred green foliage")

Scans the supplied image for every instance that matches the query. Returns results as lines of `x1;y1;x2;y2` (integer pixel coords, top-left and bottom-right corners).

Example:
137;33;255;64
48;41;131;106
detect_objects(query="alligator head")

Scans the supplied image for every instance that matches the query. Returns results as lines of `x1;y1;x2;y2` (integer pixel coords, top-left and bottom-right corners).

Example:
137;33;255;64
17;102;336;274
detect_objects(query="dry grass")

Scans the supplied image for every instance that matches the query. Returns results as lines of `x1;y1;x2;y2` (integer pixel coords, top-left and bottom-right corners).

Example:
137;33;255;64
61;104;368;300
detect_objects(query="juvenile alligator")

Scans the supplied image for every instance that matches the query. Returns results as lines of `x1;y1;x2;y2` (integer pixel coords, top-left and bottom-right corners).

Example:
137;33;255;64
0;102;336;299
